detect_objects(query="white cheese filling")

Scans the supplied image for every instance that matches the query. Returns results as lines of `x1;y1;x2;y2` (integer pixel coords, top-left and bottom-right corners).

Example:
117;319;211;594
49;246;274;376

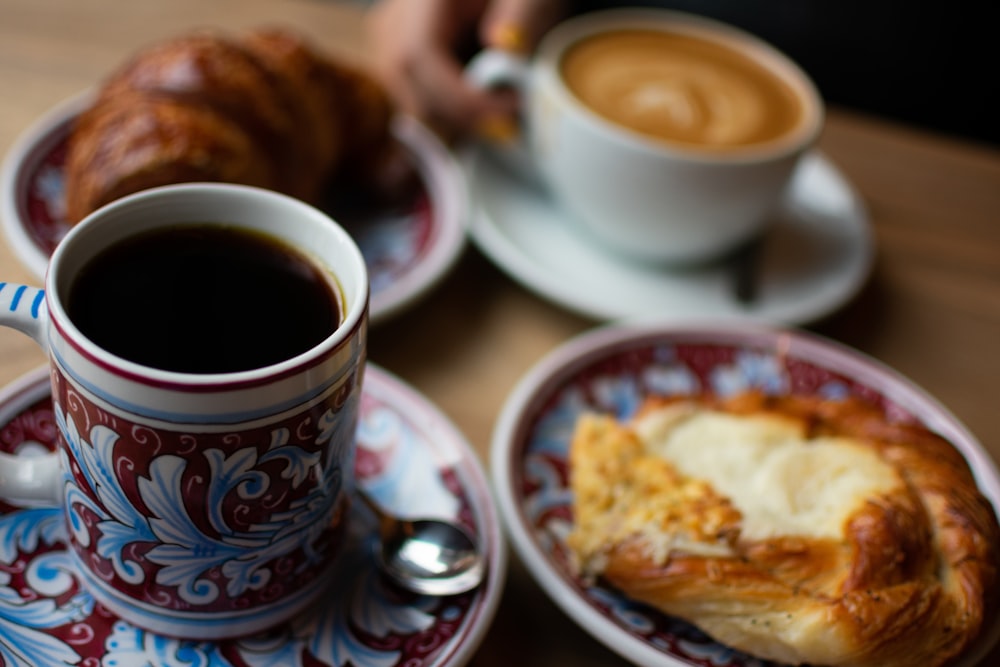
634;404;902;542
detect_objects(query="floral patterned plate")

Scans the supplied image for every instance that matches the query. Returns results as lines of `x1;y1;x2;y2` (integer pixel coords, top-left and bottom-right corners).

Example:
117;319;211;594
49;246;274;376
0;363;505;667
490;320;1000;667
0;94;468;325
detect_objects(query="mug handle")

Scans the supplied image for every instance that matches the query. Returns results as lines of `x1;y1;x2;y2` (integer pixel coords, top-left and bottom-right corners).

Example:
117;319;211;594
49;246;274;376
0;283;61;505
464;48;539;179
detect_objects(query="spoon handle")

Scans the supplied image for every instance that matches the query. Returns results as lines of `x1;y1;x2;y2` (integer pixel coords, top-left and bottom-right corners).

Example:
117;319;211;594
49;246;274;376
356;489;396;536
731;234;764;305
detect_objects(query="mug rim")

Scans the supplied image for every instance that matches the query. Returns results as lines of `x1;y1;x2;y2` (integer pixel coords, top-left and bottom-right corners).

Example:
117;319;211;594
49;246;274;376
534;8;825;164
44;182;369;389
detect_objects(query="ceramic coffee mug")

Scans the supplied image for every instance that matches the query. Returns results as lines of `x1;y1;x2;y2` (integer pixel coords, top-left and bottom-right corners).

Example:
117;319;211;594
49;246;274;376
468;9;824;265
0;183;369;640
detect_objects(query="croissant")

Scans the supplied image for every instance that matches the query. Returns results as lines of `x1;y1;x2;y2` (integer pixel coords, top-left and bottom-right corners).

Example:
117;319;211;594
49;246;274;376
63;27;395;223
568;392;1000;667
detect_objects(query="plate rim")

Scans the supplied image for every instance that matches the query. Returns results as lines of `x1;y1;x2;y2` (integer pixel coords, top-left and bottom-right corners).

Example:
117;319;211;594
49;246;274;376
371;114;469;325
0;91;89;281
362;361;509;667
489;319;1000;667
464;148;875;326
0;94;468;326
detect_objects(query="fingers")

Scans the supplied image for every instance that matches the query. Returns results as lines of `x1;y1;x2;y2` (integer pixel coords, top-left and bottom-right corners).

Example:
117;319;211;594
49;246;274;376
480;0;569;52
473;0;569;141
365;0;570;142
367;0;506;139
366;0;441;118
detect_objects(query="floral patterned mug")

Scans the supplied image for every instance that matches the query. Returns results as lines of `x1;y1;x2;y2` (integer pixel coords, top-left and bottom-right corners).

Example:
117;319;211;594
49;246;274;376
0;183;369;640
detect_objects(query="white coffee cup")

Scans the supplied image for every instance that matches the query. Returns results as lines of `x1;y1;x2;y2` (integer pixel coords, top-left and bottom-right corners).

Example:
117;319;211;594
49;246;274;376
467;9;824;265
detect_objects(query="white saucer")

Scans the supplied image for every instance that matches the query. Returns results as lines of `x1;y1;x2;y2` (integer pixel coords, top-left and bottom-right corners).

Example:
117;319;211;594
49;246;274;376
464;148;874;325
0;363;505;667
0;94;468;326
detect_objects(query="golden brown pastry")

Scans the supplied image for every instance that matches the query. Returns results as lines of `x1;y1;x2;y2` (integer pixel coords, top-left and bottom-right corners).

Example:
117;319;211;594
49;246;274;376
63;27;396;222
568;392;1000;667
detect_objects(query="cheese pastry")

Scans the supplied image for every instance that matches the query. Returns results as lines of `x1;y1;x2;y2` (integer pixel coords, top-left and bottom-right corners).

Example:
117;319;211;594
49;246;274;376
568;392;1000;667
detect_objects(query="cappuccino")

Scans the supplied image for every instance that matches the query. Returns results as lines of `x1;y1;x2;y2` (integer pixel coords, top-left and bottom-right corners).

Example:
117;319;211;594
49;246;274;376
560;29;805;150
465;9;823;263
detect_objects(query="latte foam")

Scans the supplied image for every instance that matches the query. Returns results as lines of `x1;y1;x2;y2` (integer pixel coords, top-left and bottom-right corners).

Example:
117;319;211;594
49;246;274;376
561;30;805;149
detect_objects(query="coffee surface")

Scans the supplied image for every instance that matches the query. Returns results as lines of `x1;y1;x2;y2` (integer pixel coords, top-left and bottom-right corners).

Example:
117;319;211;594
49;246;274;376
69;225;342;373
561;29;804;149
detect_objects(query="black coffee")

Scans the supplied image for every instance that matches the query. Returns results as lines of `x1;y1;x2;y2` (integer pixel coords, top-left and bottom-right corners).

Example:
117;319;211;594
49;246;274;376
68;225;342;373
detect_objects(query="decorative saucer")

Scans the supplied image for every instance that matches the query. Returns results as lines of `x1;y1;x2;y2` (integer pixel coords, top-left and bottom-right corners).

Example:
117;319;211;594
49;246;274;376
0;363;505;667
490;321;1000;667
464;148;874;325
0;94;468;325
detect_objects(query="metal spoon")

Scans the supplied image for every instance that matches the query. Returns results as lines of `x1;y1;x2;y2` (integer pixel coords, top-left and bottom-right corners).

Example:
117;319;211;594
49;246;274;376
730;233;766;305
358;490;485;596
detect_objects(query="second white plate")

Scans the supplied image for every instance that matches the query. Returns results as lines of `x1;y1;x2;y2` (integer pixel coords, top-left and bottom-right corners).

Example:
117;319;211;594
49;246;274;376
465;149;874;325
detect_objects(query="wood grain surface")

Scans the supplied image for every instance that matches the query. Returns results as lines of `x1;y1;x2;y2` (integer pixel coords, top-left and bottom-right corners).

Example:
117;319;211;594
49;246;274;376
1;1;998;665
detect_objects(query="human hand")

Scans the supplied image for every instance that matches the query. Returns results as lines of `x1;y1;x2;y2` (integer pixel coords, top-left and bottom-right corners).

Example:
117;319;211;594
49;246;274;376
365;0;568;142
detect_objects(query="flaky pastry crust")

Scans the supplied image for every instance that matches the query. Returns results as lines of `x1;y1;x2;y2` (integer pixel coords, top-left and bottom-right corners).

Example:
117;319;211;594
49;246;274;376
63;27;396;222
568;392;1000;667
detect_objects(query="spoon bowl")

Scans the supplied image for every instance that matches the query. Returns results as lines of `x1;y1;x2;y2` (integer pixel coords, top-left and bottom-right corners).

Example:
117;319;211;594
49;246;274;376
359;490;485;596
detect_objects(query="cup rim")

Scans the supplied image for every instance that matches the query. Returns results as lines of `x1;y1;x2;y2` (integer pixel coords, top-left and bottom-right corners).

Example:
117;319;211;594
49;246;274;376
534;8;825;164
44;182;369;388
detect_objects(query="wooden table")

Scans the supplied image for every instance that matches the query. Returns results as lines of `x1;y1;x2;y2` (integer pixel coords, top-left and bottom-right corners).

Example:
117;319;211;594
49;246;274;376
1;1;998;665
